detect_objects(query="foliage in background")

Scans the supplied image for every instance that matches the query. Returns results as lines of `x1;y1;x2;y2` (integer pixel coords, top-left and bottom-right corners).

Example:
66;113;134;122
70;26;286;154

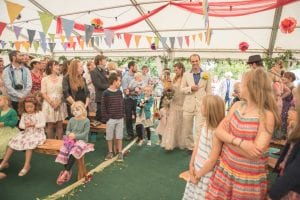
263;50;299;70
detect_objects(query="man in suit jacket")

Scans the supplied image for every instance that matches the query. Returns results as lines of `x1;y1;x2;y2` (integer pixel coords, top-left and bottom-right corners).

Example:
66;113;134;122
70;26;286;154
181;54;212;151
219;71;235;108
91;55;109;122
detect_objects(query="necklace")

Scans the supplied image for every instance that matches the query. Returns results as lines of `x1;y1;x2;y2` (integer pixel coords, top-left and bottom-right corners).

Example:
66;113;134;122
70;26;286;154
240;104;257;116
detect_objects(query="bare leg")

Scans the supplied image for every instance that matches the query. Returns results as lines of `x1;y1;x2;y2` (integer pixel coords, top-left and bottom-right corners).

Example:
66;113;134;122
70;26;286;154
1;147;14;165
113;135;117;154
56;121;64;139
23;150;32;170
107;140;113;153
46;122;54;139
117;139;123;153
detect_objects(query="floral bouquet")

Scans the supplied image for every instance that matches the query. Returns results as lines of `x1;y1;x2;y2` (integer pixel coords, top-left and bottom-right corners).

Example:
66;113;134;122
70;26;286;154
163;88;175;100
201;72;209;80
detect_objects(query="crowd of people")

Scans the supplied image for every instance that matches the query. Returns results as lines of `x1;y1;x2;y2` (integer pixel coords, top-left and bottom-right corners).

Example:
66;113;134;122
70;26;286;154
0;51;299;199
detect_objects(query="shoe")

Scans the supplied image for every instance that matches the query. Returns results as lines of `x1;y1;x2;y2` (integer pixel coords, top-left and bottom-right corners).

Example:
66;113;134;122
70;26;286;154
105;152;114;160
137;139;144;146
116;153;124;162
18;167;30;177
0;163;9;171
0;172;6;180
147;140;152;146
56;170;68;185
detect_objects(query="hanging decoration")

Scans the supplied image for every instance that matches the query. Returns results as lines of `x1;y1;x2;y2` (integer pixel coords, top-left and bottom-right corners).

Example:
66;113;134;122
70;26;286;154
239;41;249;52
151;43;157;50
91;18;103;29
280;17;297;34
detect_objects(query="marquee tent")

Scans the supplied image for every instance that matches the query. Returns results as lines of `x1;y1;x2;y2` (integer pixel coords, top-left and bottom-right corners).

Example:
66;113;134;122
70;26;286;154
0;0;300;59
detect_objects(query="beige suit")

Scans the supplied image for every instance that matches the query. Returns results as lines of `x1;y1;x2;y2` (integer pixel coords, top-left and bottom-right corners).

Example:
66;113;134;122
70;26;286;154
181;70;212;150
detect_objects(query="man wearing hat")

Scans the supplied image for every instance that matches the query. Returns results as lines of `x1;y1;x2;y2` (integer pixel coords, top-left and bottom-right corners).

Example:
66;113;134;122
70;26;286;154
247;54;264;69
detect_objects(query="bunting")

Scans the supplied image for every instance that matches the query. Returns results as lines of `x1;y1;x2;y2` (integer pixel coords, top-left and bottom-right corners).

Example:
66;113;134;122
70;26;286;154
124;33;132;48
0;22;6;37
33;41;39;52
38;12;53;34
61;18;74;40
185;36;190;47
22;41;30;52
169;37;175;49
177;37;183;48
134;35;141;47
160;37;167;48
5;1;24;23
14;41;21;50
13;26;22;40
48;42;56;53
85;25;94;45
27;29;36;47
104;29;114;47
48;33;55;42
146;36;152;46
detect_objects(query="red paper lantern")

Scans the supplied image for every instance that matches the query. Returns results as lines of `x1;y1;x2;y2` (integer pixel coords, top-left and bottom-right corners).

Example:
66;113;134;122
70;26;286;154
151;43;157;50
280;17;297;34
91;18;103;29
239;41;249;52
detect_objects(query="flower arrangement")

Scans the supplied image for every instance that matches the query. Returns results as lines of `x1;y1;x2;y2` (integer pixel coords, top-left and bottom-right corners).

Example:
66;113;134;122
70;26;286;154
280;17;297;34
201;72;209;80
91;18;103;29
239;41;249;52
164;88;175;100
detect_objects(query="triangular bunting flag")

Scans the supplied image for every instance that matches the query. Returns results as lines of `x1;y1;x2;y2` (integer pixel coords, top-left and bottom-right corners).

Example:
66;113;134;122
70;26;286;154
9;41;14;48
33;41;39;52
91;37;95;47
169;37;175;49
0;22;6;37
5;1;24;23
192;35;196;43
27;29;36;47
123;33;132;48
13;26;22;40
22;41;30;52
177;37;183;48
185;36;190;47
134;35;141;47
198;33;203;42
104;29;114;48
116;33;121;39
60;35;66;43
14;41;21;50
85;24;94;45
146;36;152;46
76;35;81;44
40;41;47;53
48;33;55;42
69;36;74;43
48;42;56;53
38;11;53;34
72;42;76;50
61;18;74;40
154;37;159;48
62;42;67;51
0;40;7;48
160;37;167;47
79;40;84;50
88;40;92;47
205;29;213;45
95;36;100;47
39;32;46;44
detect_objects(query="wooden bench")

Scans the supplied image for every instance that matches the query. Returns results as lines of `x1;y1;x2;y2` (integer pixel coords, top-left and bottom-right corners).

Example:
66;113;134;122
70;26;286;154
35;139;92;180
63;120;106;134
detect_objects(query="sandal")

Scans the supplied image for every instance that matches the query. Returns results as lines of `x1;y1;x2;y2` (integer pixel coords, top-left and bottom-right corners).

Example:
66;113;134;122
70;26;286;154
56;170;67;185
64;170;72;182
18;167;30;177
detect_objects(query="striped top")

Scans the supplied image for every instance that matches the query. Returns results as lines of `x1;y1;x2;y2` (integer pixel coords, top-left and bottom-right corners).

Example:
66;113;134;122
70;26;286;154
101;89;125;121
206;109;268;200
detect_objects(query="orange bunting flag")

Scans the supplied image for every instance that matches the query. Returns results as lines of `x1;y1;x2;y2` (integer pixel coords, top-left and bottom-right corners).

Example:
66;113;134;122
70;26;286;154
134;35;141;47
79;40;84;50
14;41;21;51
22;41;30;52
5;1;24;23
124;33;132;48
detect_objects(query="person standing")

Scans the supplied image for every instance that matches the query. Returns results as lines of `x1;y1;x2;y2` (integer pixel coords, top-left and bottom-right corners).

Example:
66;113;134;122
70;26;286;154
122;61;138;140
219;71;235;108
181;54;212;151
90;55;109;122
0;57;6;95
2;51;32;112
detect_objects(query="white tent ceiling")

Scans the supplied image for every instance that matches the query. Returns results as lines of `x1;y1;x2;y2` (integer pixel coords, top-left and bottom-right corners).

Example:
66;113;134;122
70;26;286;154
0;0;300;59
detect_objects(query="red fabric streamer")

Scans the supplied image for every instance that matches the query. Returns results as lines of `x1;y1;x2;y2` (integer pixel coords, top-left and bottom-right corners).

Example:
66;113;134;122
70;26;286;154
239;41;249;52
280;17;297;34
56;16;62;35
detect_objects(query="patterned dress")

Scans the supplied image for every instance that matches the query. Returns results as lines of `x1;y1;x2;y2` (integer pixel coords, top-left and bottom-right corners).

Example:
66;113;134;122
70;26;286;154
9;112;46;150
182;125;214;200
41;75;67;122
206;110;268;200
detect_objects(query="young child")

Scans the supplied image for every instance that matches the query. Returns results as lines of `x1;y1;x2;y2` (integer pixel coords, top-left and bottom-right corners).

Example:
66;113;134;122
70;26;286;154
135;85;154;146
183;95;225;200
0;95;46;176
0;95;18;160
128;72;144;120
101;73;125;161
155;96;170;145
55;101;94;185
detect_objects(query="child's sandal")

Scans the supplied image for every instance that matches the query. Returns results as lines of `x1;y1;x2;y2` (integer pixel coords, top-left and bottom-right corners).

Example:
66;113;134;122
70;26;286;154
56;171;67;185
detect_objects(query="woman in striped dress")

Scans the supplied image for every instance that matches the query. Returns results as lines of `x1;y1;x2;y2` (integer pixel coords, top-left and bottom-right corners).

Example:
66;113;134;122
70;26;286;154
206;68;281;200
183;95;225;200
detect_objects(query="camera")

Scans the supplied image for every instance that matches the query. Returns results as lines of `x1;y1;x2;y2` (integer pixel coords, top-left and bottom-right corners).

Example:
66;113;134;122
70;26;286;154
14;84;23;90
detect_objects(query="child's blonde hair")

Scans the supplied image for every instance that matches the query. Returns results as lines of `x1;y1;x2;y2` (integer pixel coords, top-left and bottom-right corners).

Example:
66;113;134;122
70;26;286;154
71;101;87;118
107;62;118;72
202;95;225;129
0;95;11;107
134;72;142;80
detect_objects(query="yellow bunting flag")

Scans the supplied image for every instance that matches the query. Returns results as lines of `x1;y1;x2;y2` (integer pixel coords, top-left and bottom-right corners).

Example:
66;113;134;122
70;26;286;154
79;40;84;50
5;1;24;23
48;33;55;42
60;35;65;43
134;35;141;47
38;11;53;34
198;33;203;42
192;35;196;43
22;41;30;52
146;36;153;46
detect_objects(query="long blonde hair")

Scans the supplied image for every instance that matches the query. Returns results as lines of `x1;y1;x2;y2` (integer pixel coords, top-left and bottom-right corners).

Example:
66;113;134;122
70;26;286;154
202;95;225;129
173;62;185;83
288;85;300;142
68;59;84;92
243;68;280;129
